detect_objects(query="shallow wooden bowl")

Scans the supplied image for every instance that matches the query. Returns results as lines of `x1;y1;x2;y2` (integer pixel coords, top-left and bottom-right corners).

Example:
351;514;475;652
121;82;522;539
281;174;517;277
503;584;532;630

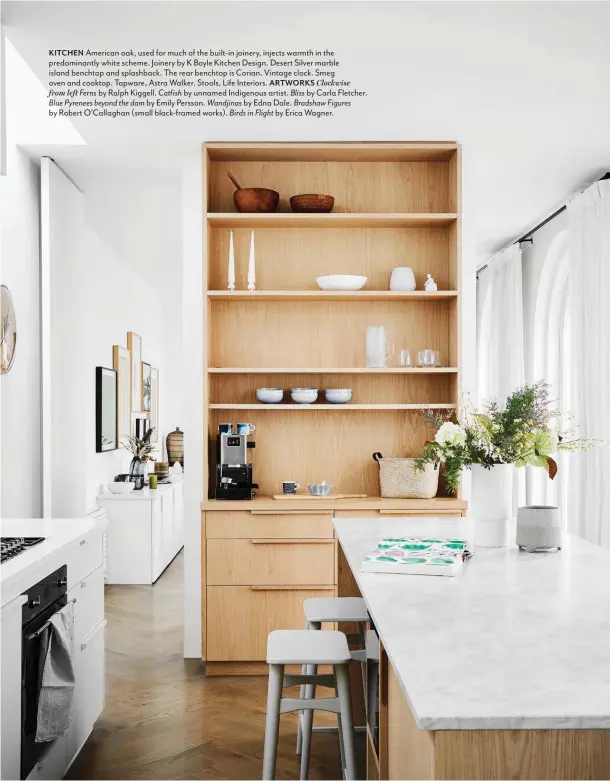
290;194;335;213
233;188;279;213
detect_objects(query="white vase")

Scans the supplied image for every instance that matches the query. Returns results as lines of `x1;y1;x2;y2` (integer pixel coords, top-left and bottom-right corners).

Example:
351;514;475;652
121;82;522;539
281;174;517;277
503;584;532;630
470;464;513;547
389;267;416;292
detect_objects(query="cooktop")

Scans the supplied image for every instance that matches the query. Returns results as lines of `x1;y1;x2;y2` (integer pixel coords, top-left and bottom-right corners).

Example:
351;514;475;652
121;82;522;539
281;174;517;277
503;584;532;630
0;537;45;564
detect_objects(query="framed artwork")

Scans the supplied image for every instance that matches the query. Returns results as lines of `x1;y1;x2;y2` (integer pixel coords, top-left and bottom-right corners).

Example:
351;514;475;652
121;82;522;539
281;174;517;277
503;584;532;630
96;367;118;452
134;416;150;440
113;345;131;441
142;361;152;412
150;368;159;443
127;332;142;412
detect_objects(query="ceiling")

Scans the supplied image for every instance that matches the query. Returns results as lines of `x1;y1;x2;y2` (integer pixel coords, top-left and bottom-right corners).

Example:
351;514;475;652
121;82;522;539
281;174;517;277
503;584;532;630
4;0;610;259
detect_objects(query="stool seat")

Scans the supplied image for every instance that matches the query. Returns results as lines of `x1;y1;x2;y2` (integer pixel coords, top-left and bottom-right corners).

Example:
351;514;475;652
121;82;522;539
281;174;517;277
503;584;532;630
267;629;352;665
303;596;368;624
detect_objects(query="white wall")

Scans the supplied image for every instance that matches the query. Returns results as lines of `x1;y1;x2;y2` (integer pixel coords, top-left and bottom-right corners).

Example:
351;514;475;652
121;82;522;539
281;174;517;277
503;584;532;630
0;143;41;518
42;158;183;517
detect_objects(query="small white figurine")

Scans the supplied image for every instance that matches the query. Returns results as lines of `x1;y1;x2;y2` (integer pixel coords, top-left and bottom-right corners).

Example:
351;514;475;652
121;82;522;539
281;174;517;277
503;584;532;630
424;273;438;292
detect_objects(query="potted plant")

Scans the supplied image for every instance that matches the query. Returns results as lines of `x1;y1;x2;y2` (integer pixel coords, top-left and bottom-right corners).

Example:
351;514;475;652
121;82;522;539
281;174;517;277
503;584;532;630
415;382;597;546
121;428;157;481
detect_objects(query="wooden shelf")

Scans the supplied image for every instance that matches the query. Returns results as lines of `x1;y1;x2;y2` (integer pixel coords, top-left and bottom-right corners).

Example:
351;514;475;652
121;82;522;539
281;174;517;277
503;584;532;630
209;403;455;410
205;142;458;163
202;495;468;512
208;367;458;374
207;290;458;302
207;212;457;229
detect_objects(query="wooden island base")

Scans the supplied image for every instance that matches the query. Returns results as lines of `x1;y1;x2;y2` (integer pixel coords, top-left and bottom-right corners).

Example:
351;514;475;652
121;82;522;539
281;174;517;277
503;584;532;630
378;652;610;781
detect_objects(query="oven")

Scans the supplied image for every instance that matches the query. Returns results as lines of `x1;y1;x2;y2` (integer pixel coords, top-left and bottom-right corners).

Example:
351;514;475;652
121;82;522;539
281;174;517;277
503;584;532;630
21;565;68;779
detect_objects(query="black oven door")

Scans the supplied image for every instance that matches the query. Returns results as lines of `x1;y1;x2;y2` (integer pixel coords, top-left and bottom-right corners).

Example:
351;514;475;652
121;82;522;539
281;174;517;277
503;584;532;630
21;586;67;779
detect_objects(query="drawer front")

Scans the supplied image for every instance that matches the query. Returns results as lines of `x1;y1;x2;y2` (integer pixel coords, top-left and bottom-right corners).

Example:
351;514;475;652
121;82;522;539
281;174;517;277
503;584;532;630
205;511;334;539
207;538;336;586
67;530;104;589
68;620;105;761
26;735;67;781
68;563;105;646
207;585;336;661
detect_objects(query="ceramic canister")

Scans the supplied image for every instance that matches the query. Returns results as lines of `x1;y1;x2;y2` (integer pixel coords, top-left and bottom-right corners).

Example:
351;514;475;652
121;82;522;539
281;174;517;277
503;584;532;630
389;267;416;292
516;505;562;552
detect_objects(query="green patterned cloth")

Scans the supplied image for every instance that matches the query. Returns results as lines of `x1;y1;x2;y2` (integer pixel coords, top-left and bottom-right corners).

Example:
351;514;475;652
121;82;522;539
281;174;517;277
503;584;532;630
361;537;473;577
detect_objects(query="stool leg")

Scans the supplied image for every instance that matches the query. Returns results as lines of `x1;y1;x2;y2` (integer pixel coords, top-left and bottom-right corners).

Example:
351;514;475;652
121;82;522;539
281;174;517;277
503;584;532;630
299;662;317;781
262;663;284;781
297;620;320;759
335;675;346;779
335;663;357;781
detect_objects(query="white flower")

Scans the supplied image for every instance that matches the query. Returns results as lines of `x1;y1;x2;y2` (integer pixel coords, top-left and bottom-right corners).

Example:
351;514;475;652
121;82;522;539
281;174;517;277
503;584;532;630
435;422;466;447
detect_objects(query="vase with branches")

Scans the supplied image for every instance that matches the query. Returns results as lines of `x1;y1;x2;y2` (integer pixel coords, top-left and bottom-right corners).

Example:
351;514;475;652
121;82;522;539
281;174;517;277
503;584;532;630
121;428;157;478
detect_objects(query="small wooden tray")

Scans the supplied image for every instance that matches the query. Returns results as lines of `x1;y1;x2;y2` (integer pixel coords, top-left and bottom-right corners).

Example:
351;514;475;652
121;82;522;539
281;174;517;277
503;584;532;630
272;493;368;500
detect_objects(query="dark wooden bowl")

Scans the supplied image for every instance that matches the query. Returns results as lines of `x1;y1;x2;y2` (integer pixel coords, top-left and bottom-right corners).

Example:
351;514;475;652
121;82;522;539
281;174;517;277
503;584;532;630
290;194;335;213
233;188;279;213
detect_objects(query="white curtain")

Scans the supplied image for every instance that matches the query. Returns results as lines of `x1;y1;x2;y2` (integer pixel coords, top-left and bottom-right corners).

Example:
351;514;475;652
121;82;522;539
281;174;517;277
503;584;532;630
566;180;610;547
477;243;524;404
477;243;525;510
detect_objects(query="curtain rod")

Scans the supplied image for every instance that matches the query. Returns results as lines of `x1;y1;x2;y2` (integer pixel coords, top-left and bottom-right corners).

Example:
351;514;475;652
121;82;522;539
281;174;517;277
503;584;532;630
477;171;610;277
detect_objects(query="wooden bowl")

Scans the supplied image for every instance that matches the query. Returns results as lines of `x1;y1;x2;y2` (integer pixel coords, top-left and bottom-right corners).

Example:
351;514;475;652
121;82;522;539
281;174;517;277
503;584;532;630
290;194;334;213
233;188;279;213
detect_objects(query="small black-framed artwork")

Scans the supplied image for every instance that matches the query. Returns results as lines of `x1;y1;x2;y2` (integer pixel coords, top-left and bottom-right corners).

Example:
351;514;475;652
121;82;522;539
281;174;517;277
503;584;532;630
142;361;152;412
134;416;150;440
96;367;118;452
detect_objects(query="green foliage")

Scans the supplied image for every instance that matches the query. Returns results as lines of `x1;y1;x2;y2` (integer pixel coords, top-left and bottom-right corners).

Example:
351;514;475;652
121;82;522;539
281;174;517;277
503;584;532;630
415;382;598;494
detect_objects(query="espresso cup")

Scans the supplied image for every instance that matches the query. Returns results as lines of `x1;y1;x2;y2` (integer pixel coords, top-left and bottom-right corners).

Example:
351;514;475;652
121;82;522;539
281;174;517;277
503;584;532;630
218;423;233;434
237;423;256;435
282;481;299;494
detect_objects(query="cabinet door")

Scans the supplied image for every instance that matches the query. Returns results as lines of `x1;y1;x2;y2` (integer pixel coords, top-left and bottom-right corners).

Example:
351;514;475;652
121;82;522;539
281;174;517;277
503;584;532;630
2;596;26;781
160;491;174;566
67;620;106;761
69;563;105;647
207;585;336;661
151;498;164;581
173;484;184;550
26;734;67;781
207;538;335;586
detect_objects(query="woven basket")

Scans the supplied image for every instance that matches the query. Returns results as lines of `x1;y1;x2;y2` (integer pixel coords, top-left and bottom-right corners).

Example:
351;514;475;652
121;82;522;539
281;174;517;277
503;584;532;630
373;453;439;499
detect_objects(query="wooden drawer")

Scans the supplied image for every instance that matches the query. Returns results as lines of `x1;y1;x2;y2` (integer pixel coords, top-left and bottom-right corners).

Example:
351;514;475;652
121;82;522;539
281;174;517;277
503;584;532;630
205;511;334;539
207;585;336;661
207;538;336;585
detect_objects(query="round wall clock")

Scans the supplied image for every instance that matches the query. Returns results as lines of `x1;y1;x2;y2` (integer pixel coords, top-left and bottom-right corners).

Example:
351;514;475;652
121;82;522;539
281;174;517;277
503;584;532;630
1;285;17;374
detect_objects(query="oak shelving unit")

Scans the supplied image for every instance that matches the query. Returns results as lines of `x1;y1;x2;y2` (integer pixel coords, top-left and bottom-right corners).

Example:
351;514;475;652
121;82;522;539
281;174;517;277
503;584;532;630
202;141;464;504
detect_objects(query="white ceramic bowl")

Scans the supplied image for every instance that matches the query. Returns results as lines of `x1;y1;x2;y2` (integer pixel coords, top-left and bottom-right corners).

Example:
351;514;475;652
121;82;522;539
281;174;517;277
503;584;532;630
107;482;135;495
256;387;284;404
291;387;318;404
316;275;367;291
324;388;352;404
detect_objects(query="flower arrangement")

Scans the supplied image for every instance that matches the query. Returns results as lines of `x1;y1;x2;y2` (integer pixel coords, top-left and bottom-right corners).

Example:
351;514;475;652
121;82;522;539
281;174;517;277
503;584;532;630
121;428;157;462
414;381;597;493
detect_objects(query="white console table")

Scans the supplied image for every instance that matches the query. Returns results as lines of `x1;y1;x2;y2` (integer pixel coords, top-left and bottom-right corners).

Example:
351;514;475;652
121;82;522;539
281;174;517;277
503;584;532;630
97;481;184;584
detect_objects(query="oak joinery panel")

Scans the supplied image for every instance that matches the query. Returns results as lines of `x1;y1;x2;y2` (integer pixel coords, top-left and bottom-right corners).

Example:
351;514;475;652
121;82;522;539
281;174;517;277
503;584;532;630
206;538;335;586
205;511;334;539
208;409;436;498
208;160;452;214
210;372;454;406
205;142;457;163
209;226;452;291
210;300;450;370
206;586;336;661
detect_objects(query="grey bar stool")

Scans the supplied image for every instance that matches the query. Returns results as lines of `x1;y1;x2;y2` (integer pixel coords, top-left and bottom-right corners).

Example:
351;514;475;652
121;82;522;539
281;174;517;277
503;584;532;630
297;597;369;757
263;629;357;781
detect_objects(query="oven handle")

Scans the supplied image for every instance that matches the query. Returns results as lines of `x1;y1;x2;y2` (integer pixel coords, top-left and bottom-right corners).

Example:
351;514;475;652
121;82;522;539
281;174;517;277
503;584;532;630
24;598;77;641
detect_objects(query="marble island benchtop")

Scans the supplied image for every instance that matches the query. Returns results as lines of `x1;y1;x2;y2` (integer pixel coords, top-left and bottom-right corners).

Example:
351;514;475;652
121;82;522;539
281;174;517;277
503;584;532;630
334;515;610;731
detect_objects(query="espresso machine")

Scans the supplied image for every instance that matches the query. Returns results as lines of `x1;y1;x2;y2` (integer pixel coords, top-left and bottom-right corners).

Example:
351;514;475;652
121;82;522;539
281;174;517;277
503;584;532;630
215;424;257;500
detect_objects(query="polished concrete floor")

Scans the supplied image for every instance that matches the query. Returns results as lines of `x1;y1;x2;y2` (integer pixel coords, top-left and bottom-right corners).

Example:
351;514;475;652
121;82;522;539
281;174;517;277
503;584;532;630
67;552;342;780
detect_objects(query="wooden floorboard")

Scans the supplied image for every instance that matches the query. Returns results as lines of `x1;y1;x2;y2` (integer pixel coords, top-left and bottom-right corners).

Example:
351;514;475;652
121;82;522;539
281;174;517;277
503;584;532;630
67;552;343;780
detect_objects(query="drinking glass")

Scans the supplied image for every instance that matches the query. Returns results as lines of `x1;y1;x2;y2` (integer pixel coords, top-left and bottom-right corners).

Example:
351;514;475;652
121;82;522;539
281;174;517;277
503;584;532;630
433;350;441;367
417;349;436;367
400;349;412;367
